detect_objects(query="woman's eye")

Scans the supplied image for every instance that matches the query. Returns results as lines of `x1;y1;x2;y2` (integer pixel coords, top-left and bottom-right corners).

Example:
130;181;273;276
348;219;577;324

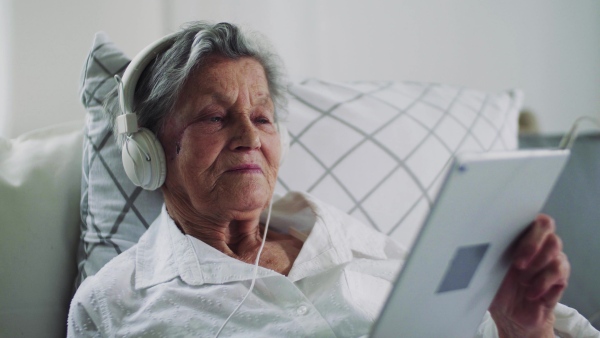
256;116;272;124
208;116;224;123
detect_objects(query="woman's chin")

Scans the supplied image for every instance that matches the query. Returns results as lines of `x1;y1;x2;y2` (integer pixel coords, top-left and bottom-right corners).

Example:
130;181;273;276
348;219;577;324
218;183;273;213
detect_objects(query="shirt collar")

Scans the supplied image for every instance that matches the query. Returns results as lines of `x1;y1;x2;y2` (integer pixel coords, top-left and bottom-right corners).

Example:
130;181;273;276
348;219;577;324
135;205;280;290
134;192;364;289
275;192;354;281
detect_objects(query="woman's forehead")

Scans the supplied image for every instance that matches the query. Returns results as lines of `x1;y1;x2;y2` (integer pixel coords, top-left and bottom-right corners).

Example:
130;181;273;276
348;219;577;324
167;56;273;125
186;56;270;97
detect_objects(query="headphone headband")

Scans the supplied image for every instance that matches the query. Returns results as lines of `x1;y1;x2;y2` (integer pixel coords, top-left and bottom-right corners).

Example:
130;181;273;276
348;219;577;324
117;32;179;134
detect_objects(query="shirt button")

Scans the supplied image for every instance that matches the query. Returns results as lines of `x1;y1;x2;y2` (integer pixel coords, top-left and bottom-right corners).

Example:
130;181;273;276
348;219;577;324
296;305;308;316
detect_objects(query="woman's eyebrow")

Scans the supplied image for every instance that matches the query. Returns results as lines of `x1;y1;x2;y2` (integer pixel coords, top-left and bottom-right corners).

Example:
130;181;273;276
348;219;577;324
253;95;271;107
210;92;234;105
208;91;272;107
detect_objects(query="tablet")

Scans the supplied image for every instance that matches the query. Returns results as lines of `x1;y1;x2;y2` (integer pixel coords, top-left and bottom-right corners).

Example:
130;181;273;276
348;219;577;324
370;149;570;338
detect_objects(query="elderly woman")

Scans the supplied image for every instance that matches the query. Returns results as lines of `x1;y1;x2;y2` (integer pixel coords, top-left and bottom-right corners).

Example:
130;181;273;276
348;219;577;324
68;22;593;337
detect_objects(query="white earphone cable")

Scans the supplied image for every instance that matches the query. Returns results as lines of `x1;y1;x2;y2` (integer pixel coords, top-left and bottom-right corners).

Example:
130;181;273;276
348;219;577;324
558;116;600;150
214;197;275;338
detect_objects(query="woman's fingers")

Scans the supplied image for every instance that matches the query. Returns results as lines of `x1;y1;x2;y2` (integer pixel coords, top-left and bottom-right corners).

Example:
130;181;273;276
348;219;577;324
525;252;570;302
510;214;569;306
520;233;563;282
489;215;571;336
514;214;555;270
541;284;568;308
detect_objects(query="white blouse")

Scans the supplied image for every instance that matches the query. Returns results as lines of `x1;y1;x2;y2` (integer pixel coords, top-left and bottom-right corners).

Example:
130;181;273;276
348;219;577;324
68;192;597;337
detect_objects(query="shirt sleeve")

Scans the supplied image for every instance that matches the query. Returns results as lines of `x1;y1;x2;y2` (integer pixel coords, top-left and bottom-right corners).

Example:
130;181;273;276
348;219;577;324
475;305;599;338
67;299;101;338
67;277;107;338
553;303;600;337
475;311;500;338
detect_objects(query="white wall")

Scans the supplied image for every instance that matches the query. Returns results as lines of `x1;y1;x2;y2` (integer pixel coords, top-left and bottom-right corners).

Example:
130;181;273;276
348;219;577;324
1;0;599;137
2;0;166;138
0;0;12;137
170;0;600;134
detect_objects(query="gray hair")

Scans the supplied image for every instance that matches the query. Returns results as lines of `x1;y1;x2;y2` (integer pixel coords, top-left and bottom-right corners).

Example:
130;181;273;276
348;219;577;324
106;21;287;147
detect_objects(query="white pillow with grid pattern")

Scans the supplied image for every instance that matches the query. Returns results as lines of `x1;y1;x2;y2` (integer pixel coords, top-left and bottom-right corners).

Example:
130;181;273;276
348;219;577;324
275;80;521;248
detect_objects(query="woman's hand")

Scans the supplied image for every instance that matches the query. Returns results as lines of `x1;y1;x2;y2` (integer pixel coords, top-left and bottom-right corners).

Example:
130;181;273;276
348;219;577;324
489;214;570;338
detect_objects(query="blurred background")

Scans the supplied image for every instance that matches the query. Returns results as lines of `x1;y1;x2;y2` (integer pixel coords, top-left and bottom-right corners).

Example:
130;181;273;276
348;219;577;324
0;0;599;138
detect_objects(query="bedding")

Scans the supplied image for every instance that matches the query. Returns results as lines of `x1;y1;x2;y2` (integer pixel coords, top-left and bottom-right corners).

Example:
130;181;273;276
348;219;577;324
77;32;521;284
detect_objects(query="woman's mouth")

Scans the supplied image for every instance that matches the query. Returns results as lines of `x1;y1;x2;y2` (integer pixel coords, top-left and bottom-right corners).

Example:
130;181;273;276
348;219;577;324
226;164;262;174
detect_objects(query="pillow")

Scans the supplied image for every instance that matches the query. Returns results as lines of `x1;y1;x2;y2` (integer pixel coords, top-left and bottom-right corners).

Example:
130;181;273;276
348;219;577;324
0;121;83;337
77;32;163;284
275;80;521;248
77;33;521;283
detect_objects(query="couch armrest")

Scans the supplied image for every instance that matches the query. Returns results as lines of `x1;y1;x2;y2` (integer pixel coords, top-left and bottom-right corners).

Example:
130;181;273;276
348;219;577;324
0;120;84;337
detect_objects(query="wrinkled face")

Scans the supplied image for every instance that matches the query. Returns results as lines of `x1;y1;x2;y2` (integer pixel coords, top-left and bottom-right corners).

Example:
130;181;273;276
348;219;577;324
159;56;281;220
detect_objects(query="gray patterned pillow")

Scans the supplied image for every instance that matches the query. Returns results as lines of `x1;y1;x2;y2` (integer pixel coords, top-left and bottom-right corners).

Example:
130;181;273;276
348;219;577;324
77;33;521;284
77;32;163;285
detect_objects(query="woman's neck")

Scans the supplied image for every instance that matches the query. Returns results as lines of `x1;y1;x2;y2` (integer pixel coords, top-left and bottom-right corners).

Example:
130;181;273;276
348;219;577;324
163;191;303;275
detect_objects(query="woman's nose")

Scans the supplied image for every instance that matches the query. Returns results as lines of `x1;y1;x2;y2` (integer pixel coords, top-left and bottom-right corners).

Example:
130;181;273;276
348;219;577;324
230;118;261;151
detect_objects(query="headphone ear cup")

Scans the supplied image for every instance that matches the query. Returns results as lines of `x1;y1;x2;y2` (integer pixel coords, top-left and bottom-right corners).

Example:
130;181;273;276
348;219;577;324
276;121;290;165
121;128;166;190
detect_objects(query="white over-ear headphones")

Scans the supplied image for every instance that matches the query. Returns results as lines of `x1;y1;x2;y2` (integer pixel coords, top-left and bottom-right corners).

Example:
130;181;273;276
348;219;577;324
115;32;289;191
115;33;176;191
